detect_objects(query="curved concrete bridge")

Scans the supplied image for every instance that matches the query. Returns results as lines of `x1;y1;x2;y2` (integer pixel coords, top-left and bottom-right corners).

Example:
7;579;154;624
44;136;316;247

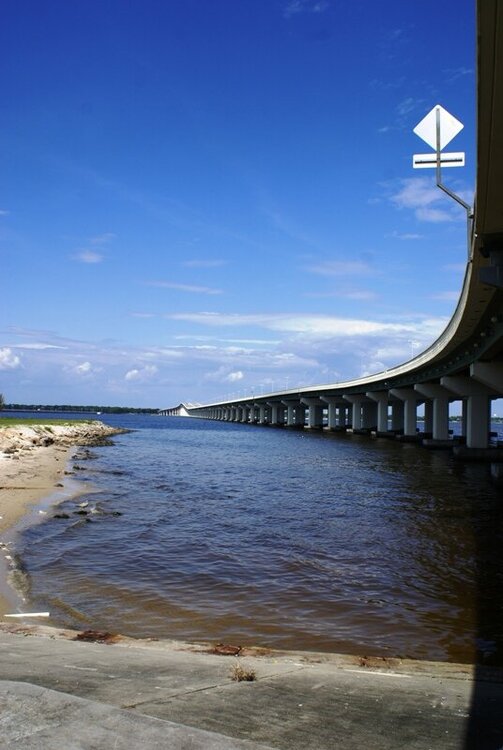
162;1;503;456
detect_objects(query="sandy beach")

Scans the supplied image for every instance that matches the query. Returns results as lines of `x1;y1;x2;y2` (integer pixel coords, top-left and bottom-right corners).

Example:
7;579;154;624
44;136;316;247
0;421;126;616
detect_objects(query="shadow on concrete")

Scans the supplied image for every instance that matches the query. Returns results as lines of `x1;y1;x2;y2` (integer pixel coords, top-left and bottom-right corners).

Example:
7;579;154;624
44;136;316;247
463;479;503;749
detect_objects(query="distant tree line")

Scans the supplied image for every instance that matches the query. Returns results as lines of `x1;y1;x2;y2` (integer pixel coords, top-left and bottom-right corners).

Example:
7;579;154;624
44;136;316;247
4;403;159;414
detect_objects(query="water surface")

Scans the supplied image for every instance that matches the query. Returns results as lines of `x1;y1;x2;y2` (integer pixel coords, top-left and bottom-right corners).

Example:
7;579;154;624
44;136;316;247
12;413;503;663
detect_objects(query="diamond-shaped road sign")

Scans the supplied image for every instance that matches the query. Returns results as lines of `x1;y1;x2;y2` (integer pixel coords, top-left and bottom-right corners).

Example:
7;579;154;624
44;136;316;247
413;104;464;151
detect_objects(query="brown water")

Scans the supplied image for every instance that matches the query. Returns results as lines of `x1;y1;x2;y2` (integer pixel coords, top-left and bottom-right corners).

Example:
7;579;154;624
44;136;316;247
12;414;503;664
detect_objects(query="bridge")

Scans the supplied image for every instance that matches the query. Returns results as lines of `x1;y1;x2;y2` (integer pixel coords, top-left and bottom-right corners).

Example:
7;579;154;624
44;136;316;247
161;1;503;458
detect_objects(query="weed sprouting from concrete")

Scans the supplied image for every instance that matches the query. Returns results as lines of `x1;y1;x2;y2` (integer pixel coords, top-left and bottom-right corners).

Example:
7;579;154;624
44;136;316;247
230;662;256;682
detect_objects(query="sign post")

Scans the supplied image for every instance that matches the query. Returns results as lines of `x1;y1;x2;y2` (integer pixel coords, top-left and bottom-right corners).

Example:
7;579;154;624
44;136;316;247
413;104;473;254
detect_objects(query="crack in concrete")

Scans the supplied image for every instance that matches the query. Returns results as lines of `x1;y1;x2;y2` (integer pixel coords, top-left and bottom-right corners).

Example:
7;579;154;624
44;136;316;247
121;665;309;710
121;681;227;709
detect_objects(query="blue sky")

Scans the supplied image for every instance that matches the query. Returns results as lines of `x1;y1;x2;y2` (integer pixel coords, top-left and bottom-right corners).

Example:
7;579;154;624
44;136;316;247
1;0;480;409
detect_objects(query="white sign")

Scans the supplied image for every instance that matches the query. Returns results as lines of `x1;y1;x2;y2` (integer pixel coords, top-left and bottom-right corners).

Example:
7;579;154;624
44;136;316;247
413;105;464;151
413;152;465;169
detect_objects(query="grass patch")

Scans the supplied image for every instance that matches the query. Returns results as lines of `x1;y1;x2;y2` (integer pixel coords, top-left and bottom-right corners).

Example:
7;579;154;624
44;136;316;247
0;417;93;428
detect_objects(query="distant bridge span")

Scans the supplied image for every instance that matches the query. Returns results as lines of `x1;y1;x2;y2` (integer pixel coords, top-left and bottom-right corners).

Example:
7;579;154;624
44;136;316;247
161;1;503;454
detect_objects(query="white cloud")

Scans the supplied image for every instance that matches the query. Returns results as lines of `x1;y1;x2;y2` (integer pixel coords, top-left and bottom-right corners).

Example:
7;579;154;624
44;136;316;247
373;344;411;361
145;281;222;295
284;0;329;18
226;370;244;382
391;178;439;209
415;207;454;223
443;66;473;83
396;97;419;117
152;348;184;359
73;251;104;264
431;291;459;301
0;347;21;370
390;178;464;223
304;289;377;300
124;365;158;382
167;311;416;338
70;233;115;264
388;231;423;240
0;209;10;216
175;335;278;346
9;343;67;350
0;312;453;407
75;361;92;374
90;232;116;245
64;360;102;377
305;260;374;277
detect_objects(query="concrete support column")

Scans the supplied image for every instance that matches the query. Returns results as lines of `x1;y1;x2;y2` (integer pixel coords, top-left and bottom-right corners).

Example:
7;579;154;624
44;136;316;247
366;391;389;432
461;399;468;437
441;375;494;449
340;406;351;427
390;389;420;437
467;394;491;448
267;402;284;426
423;400;433;435
248;405;257;424
301;397;324;429
241;405;249;424
414;384;452;441
327;403;337;429
361;401;377;429
258;404;267;425
321;397;344;430
282;402;296;427
295;404;306;427
343;395;364;430
391;400;404;431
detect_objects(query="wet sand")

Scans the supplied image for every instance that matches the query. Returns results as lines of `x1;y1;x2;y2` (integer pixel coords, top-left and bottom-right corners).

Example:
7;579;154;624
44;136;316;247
0;422;125;616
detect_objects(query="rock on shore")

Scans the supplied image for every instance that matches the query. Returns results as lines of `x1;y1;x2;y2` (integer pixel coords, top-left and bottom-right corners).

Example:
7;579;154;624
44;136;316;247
0;422;129;458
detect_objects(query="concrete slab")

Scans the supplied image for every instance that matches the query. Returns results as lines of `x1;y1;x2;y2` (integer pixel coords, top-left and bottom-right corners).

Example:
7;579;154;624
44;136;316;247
0;681;273;750
1;625;503;749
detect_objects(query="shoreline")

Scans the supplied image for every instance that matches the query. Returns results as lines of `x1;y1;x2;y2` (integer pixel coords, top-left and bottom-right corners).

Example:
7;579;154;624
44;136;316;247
0;421;126;617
